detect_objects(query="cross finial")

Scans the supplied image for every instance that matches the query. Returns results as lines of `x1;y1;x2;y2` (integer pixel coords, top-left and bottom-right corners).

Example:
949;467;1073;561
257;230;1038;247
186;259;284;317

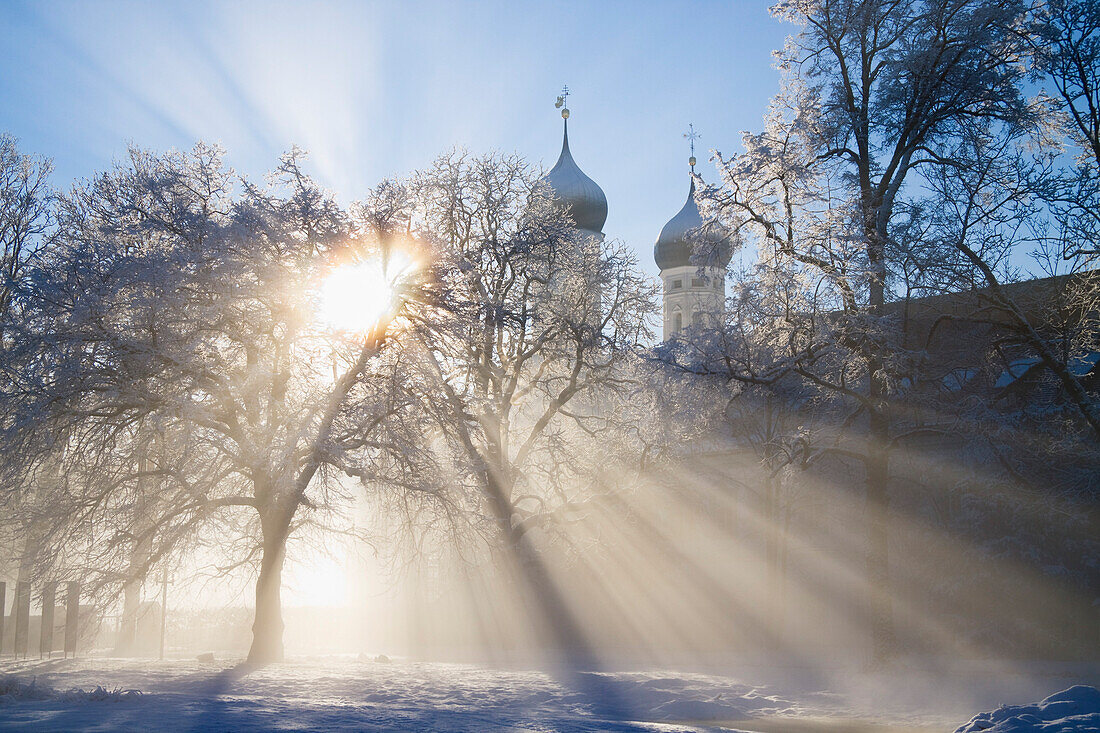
683;123;700;171
555;85;571;119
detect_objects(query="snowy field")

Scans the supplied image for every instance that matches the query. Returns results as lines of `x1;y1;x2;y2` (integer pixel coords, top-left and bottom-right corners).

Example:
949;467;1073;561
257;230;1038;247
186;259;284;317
0;656;1097;732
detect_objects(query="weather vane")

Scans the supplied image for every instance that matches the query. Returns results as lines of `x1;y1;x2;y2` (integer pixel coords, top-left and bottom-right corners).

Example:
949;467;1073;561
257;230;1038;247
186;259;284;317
555;85;570;118
684;123;700;171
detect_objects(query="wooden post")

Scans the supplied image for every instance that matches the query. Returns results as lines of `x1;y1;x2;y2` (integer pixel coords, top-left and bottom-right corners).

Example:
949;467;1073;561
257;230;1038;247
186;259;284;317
39;583;57;658
13;582;30;659
64;581;79;658
0;581;6;656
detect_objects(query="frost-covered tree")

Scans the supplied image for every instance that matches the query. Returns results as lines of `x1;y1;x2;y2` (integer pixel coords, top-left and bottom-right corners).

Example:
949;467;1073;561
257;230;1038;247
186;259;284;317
1030;0;1100;242
0;133;52;335
0;144;437;663
0;141;663;665
0;133;55;603
697;0;1034;663
392;151;659;657
914;117;1100;437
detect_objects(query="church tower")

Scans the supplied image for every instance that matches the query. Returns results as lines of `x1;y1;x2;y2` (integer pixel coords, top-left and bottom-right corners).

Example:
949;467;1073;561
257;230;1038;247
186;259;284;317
653;127;730;339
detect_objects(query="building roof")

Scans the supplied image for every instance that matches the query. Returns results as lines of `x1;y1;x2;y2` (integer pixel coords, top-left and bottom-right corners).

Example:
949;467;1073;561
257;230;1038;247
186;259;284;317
654;177;731;271
541;119;607;235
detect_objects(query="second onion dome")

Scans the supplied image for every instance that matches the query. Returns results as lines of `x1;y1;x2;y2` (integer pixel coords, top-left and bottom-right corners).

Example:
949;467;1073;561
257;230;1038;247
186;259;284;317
654;177;731;270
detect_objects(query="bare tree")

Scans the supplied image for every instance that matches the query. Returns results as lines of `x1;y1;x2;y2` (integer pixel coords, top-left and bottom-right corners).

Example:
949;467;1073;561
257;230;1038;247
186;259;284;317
699;0;1033;663
392;151;658;660
0;133;52;335
0;134;54;605
0;144;436;663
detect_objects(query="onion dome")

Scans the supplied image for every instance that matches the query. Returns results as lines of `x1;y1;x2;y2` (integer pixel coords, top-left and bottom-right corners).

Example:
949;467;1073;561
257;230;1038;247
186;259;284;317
654;177;731;270
542;118;608;234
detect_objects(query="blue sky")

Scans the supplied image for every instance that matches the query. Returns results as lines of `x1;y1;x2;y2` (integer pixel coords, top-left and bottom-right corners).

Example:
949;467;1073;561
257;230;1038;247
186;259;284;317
0;0;790;277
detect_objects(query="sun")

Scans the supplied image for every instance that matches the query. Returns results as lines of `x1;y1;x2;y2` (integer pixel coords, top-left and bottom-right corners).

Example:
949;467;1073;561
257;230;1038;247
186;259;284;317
317;252;416;333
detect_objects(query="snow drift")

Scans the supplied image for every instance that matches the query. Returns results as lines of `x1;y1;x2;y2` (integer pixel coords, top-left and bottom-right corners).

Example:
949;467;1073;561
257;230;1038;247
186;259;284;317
954;685;1100;732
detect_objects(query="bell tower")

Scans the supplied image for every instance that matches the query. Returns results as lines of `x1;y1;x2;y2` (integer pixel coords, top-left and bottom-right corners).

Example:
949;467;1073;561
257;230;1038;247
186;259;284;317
653;125;730;340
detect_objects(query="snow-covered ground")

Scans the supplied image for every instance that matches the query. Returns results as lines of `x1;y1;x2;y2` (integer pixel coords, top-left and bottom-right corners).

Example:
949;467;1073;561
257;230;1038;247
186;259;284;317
0;655;1096;732
953;685;1100;733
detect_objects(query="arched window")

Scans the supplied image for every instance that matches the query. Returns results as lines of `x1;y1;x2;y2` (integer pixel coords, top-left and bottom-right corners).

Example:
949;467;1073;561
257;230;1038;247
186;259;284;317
692;310;705;327
672;312;683;333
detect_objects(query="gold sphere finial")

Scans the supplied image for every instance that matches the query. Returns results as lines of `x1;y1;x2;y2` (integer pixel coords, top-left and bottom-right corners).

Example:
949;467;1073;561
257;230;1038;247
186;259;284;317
555;86;571;119
689;156;696;167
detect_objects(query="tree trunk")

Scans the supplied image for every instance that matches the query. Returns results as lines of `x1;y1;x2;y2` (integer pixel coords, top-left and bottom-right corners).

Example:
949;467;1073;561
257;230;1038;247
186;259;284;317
116;450;151;656
480;465;595;667
762;395;783;640
115;577;142;656
866;212;896;666
865;404;896;666
247;508;291;664
763;462;782;643
116;524;151;656
779;501;792;619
